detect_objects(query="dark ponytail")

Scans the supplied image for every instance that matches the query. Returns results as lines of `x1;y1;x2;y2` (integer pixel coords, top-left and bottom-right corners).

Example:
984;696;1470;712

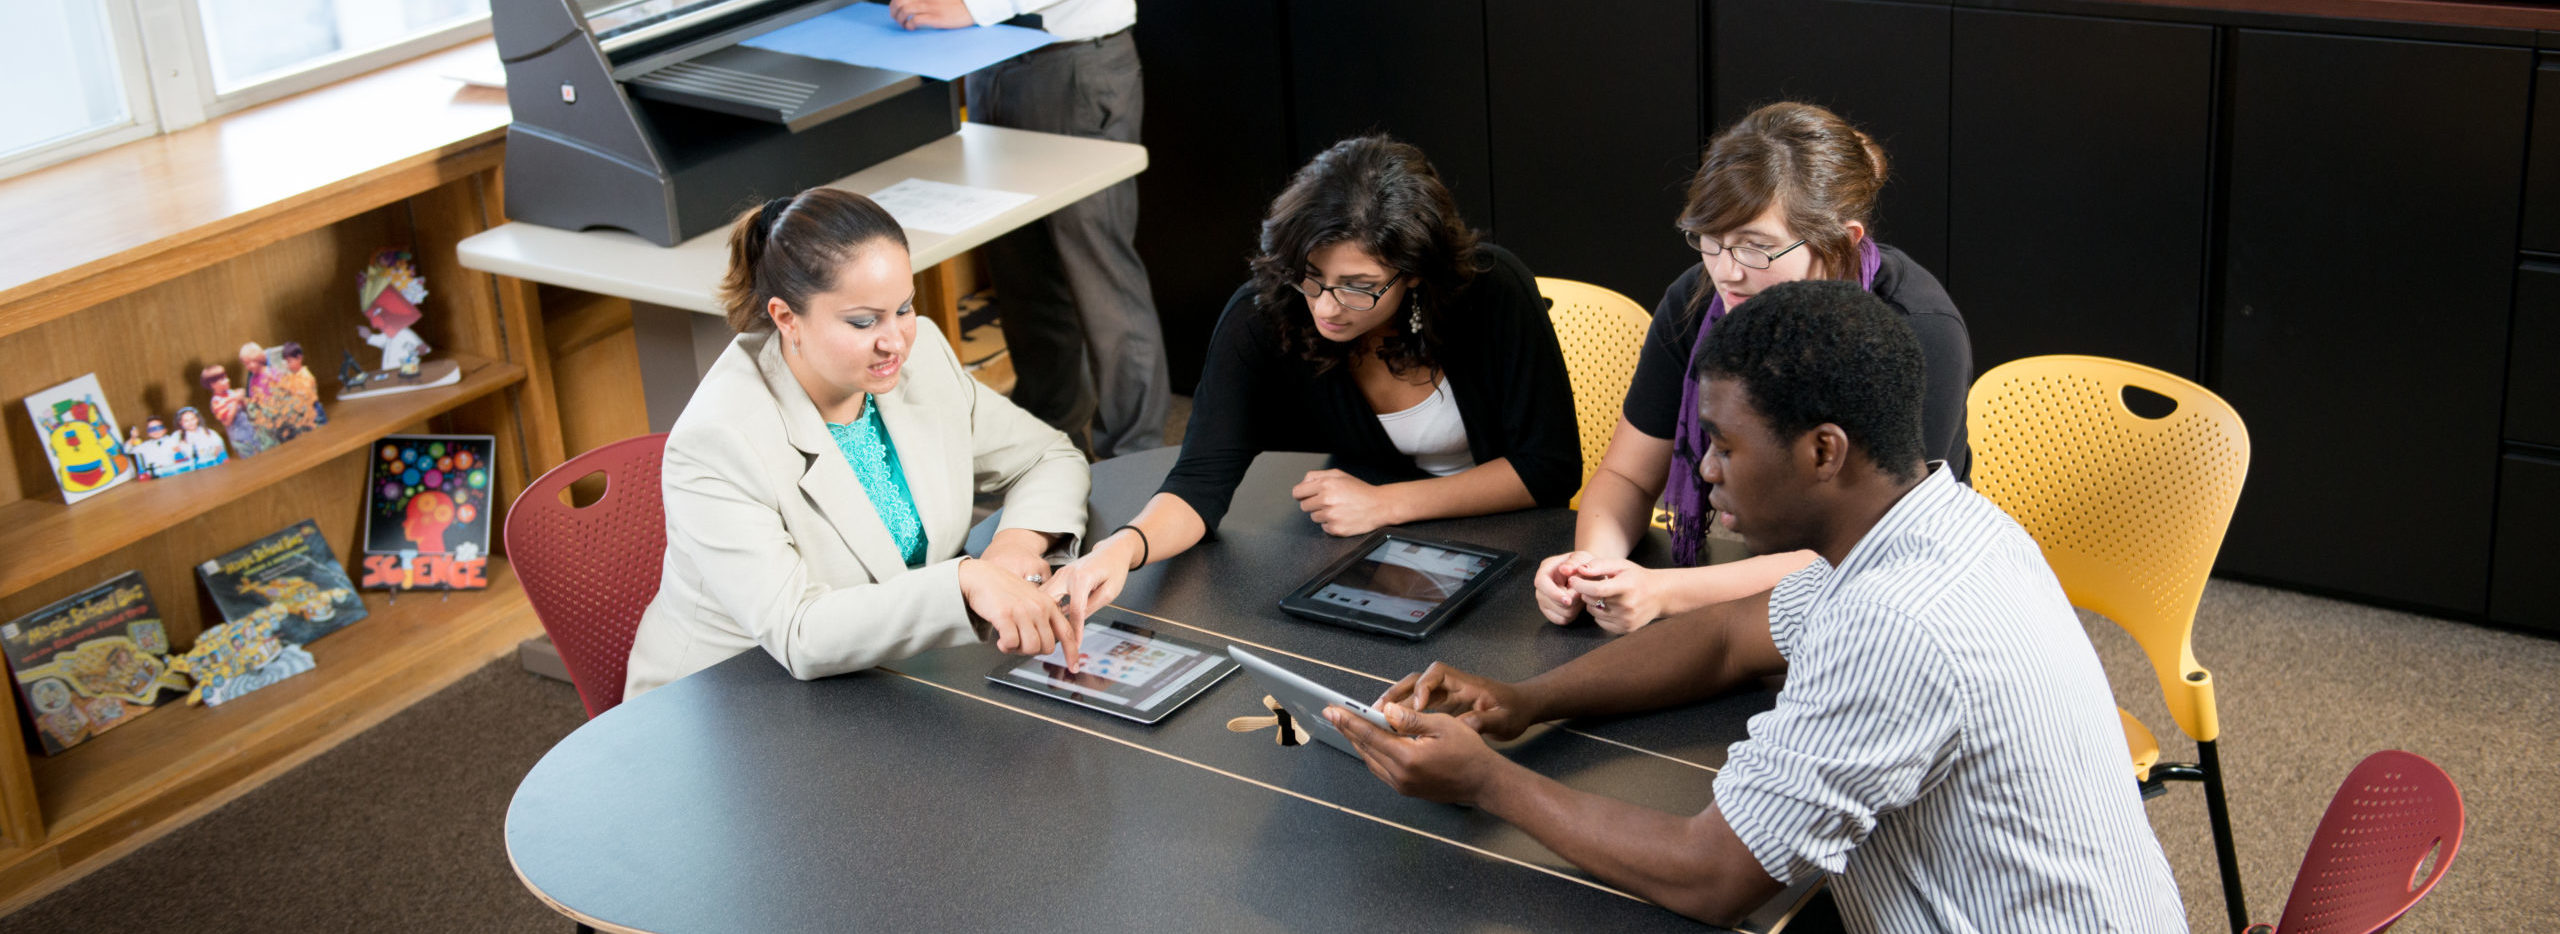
720;188;909;333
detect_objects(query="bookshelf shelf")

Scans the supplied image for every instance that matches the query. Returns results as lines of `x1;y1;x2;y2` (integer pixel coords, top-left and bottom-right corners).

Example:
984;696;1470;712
0;355;524;596
31;562;537;837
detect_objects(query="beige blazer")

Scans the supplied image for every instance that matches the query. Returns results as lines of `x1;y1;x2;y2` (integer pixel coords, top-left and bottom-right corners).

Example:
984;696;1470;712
624;325;1087;699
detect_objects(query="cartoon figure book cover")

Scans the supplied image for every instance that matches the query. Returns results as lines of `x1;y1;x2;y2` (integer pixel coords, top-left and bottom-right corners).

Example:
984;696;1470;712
0;572;190;755
24;373;136;504
360;435;495;591
198;519;368;646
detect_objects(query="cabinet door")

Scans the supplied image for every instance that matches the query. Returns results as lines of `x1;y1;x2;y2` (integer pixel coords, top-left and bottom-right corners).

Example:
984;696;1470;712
1285;0;1495;234
2523;54;2560;254
1486;0;1700;303
2510;262;2560;448
2219;30;2530;613
2492;453;2560;633
1707;0;1950;276
1134;0;1296;391
1948;10;2212;379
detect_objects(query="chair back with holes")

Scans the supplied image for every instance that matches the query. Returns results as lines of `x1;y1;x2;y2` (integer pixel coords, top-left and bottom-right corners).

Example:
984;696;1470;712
2269;750;2464;934
504;433;670;718
1966;355;2249;744
1537;277;1651;508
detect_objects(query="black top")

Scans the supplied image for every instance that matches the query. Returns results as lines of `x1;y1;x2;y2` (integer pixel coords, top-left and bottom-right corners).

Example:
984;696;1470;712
1623;243;1974;480
1161;243;1583;531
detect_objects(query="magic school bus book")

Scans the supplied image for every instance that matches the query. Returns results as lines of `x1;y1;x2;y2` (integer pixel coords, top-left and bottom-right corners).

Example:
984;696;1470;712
359;435;495;591
198;519;368;647
1;572;190;755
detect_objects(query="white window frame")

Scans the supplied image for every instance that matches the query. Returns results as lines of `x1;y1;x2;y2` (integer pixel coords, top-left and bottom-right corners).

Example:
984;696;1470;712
0;0;491;181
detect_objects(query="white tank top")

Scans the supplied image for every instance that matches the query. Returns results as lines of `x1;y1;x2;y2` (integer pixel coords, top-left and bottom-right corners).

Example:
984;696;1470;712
1376;376;1475;477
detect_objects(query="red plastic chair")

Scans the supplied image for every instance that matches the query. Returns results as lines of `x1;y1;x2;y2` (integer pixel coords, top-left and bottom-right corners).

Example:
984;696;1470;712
505;433;670;718
2244;751;2464;934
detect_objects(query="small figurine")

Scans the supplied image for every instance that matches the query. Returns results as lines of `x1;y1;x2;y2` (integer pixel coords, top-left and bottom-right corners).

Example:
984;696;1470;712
356;249;432;374
337;350;370;392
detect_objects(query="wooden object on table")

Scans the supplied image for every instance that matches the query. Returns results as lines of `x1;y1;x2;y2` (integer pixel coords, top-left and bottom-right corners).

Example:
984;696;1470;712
0;38;555;912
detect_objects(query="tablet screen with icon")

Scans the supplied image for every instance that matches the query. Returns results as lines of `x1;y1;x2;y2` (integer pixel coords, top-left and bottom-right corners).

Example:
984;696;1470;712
1277;532;1516;640
985;608;1236;724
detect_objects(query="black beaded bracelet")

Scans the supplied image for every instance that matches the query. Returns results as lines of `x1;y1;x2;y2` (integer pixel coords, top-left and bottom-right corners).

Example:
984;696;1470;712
1112;524;1150;571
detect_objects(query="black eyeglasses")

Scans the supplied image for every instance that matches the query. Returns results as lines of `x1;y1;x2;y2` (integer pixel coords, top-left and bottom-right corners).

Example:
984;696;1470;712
1294;276;1394;311
1680;229;1808;270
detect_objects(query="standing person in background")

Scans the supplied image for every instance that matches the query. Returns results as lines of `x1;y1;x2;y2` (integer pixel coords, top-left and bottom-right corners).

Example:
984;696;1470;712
889;0;1170;459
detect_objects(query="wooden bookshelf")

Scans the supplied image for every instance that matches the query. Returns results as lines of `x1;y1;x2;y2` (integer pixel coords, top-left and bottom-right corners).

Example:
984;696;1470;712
0;37;563;911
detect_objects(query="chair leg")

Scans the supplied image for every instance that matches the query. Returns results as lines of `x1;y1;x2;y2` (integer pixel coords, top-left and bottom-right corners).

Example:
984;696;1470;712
575;924;594;934
2200;740;2248;933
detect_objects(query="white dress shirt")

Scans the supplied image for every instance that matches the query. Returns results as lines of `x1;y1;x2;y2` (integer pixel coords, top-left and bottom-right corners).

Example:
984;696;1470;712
1713;464;2188;933
961;0;1133;42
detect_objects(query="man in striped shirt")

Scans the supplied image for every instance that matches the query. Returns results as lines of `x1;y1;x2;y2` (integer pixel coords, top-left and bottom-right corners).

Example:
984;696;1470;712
1329;279;2186;931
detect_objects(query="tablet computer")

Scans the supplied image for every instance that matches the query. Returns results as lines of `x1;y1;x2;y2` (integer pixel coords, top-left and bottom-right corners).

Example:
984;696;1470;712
985;610;1237;724
1277;531;1517;640
1225;645;1392;758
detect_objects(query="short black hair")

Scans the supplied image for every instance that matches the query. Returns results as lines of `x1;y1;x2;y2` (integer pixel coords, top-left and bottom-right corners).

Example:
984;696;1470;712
1693;279;1925;480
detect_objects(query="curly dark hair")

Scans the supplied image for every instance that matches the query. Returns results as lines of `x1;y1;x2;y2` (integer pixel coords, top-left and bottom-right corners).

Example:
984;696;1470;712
1693;279;1925;480
1248;136;1481;376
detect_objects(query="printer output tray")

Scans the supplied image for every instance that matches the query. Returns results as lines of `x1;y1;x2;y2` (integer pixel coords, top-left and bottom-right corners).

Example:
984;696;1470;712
625;44;920;133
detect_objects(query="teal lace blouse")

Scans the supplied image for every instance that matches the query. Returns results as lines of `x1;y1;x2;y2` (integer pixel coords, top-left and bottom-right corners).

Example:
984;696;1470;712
825;397;926;568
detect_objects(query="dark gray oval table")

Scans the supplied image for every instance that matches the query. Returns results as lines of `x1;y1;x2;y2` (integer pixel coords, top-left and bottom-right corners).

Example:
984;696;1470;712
506;449;1814;933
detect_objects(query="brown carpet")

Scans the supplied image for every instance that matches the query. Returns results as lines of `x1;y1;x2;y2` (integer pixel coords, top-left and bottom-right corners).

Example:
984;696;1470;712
5;499;2546;932
0;659;587;933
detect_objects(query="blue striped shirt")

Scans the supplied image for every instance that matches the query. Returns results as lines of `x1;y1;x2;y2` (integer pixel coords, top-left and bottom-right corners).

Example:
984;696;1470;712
1713;465;2186;933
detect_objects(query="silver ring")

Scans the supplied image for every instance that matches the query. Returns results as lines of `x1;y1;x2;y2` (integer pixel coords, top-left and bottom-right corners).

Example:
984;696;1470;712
1024;573;1044;584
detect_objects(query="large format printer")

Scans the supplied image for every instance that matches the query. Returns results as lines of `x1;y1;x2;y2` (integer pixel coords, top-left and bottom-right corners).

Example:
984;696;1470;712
493;0;957;246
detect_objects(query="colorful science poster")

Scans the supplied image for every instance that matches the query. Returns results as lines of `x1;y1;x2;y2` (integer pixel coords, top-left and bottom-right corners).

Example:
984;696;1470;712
24;373;136;504
360;435;495;591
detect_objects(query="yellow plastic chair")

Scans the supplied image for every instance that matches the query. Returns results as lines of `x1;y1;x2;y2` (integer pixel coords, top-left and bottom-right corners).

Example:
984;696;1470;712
1537;277;1651;509
1967;355;2252;934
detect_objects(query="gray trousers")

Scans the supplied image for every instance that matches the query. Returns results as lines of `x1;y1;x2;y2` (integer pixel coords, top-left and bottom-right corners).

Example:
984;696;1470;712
966;31;1170;459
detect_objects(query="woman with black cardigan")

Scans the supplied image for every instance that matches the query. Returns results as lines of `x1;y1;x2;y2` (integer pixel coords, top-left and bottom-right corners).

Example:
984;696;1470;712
1052;135;1580;620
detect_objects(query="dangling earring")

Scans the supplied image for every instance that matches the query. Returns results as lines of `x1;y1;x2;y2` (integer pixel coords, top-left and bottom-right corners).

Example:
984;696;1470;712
1408;297;1424;333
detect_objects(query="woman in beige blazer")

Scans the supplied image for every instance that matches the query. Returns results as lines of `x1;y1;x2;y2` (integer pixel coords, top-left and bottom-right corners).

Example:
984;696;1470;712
625;188;1090;700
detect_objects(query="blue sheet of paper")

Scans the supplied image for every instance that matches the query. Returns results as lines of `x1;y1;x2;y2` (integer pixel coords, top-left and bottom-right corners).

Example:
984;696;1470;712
740;3;1054;82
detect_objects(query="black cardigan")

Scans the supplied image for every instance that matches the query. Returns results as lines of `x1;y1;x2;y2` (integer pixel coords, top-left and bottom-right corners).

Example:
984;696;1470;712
1160;243;1583;532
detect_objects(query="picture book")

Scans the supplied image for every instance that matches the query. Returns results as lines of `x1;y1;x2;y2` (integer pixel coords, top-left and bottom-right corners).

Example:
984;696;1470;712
360;435;495;591
198;519;368;646
24;373;136;504
197;340;326;459
0;572;190;755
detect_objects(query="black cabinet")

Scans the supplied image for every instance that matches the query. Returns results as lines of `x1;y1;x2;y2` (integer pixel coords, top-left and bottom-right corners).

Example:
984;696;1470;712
1284;0;1496;233
2217;30;2531;614
1947;9;2214;379
1706;0;1950;277
2511;262;2560;448
2492;453;2560;633
2524;54;2560;254
1484;0;1701;304
1134;0;1295;392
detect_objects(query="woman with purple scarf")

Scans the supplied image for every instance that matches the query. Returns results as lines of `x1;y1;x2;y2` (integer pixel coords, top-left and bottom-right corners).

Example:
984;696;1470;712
1535;102;1974;634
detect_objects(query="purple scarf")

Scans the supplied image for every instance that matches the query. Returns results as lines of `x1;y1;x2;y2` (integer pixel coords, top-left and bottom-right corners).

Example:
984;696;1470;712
1666;238;1883;566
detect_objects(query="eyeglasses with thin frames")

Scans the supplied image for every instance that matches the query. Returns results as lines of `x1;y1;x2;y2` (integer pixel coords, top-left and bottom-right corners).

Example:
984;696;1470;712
1681;229;1808;270
1295;276;1393;311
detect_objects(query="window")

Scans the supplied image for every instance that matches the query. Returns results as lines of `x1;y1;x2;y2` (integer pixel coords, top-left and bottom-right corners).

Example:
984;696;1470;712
0;0;489;179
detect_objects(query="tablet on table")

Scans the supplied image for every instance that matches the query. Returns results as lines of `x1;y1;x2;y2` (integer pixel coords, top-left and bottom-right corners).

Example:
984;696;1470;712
1277;531;1517;640
984;608;1236;724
